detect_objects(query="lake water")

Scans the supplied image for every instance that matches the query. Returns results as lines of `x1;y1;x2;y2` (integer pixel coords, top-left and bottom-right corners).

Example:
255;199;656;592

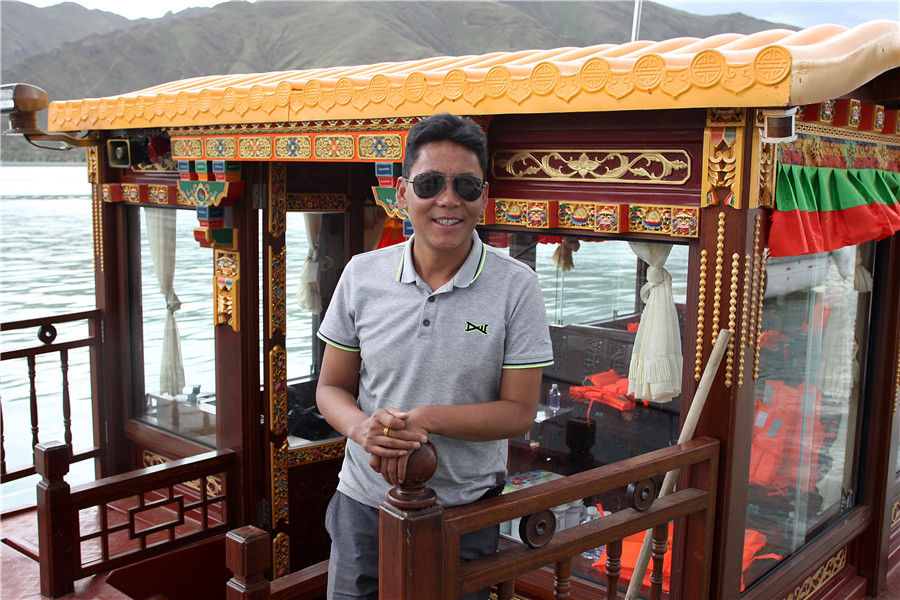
0;163;689;510
1;163;96;510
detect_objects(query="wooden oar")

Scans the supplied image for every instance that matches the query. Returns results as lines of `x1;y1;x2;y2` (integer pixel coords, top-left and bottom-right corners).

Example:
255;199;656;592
623;328;732;600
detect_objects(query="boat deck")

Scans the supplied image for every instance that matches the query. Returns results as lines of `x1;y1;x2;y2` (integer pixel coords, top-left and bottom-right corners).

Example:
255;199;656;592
1;507;127;599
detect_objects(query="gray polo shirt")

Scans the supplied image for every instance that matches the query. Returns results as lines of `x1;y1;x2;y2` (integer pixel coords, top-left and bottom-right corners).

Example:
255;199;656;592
318;231;553;508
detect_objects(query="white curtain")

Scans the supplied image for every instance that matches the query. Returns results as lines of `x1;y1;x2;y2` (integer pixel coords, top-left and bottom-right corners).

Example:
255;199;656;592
297;209;384;313
818;293;854;399
818;246;871;398
627;242;682;403
145;207;185;397
297;213;325;313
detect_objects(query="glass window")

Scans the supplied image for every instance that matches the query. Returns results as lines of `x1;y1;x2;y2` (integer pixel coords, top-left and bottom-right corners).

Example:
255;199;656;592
492;232;690;585
285;211;348;447
742;243;874;589
500;233;688;471
135;206;217;446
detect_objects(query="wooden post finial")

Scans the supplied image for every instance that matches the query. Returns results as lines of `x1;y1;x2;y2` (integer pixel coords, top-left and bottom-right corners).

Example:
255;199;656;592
386;441;438;510
225;526;271;600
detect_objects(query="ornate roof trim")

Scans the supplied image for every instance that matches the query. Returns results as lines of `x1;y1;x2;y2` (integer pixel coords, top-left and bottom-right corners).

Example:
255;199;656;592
48;20;899;132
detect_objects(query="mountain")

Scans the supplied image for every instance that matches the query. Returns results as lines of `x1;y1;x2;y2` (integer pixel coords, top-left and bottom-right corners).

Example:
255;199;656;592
1;1;141;65
0;0;797;162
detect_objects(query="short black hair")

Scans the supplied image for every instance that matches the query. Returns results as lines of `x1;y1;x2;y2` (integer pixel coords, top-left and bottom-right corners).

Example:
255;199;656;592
402;113;488;179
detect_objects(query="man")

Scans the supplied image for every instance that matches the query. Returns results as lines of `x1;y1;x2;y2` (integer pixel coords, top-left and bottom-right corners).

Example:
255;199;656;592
316;112;553;600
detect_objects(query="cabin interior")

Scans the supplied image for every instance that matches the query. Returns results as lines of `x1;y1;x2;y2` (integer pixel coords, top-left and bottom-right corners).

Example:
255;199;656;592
1;19;899;600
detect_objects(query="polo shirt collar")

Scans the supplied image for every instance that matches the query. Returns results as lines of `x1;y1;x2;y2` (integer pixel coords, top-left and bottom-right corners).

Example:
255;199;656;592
397;232;486;289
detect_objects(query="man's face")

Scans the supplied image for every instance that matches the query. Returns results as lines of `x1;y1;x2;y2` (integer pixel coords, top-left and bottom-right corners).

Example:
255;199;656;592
397;140;488;258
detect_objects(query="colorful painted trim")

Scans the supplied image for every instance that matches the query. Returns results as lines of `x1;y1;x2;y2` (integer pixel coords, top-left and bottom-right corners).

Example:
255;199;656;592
171;132;405;161
781;128;900;173
372;187;407;220
629;205;699;237
371;195;699;239
177;180;244;207
288;438;346;467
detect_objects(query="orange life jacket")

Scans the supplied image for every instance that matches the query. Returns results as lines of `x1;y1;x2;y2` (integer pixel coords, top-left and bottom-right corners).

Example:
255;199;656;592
748;380;825;493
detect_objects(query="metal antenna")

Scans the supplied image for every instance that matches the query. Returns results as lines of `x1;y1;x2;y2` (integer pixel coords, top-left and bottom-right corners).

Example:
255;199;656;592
631;0;643;42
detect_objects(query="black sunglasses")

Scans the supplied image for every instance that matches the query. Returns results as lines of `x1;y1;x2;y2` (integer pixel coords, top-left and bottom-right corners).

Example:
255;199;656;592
406;173;486;202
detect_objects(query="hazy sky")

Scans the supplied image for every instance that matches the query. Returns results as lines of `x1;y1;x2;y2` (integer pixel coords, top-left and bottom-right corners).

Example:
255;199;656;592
12;0;900;29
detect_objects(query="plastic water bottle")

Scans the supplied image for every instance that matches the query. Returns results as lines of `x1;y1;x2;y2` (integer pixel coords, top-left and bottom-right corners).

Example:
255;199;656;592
548;383;560;415
579;506;605;561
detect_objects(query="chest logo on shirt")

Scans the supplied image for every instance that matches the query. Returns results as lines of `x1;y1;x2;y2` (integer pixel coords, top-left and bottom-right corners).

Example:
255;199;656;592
465;321;490;335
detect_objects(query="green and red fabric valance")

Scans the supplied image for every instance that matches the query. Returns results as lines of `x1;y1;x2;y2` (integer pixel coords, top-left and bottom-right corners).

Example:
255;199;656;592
768;164;900;257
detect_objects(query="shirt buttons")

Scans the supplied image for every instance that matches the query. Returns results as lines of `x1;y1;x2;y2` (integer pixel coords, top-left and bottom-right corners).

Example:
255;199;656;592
423;319;431;327
428;296;435;303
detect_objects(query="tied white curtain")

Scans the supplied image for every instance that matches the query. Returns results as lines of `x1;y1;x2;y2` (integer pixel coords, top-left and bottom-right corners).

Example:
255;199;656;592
297;214;323;313
627;242;682;403
297;209;384;313
145;207;185;397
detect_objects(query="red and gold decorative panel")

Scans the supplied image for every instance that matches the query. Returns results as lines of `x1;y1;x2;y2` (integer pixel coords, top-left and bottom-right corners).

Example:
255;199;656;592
833;99;861;129
122;184;147;204
798;100;835;124
495;199;559;228
859;104;885;133
595;204;625;233
557;201;596;231
628;204;699;237
101;183;122;203
491;149;690;185
148;185;171;205
557;202;626;233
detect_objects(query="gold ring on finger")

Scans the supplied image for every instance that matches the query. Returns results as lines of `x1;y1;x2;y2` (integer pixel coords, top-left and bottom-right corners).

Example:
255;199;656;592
383;426;390;437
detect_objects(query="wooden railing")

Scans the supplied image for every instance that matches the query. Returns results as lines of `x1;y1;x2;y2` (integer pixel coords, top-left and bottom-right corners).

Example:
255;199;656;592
1;310;104;483
226;436;719;600
35;440;238;598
